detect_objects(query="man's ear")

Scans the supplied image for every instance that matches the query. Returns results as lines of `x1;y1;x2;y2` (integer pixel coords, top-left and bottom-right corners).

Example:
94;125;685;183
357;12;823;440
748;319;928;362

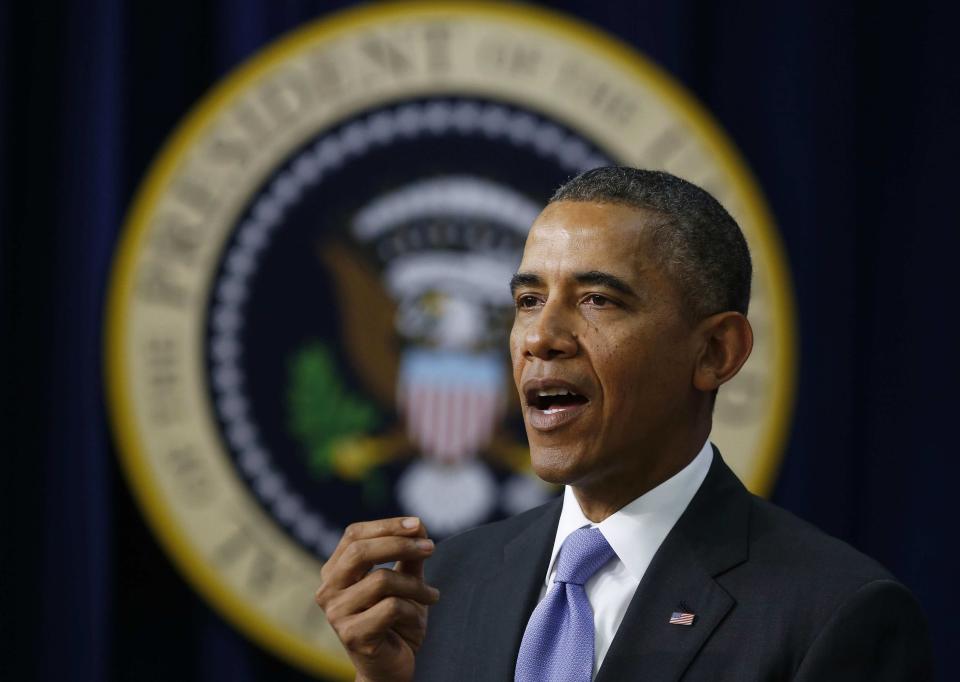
692;312;753;392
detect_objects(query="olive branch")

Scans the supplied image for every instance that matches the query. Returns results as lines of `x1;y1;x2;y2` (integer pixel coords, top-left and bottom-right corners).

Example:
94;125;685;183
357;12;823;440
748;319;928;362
287;342;379;478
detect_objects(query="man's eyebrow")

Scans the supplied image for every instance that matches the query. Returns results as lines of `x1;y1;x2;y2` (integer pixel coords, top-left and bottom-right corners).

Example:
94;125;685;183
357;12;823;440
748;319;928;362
574;271;637;297
509;272;543;296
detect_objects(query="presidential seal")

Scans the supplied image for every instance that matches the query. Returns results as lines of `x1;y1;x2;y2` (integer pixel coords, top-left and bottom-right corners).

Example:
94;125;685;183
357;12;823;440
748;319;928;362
105;2;796;677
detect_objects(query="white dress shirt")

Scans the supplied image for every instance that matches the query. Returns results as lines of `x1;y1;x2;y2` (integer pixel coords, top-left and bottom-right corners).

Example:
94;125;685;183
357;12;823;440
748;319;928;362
537;440;714;678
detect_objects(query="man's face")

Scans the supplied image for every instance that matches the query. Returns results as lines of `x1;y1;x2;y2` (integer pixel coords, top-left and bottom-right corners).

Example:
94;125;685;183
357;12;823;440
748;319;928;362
510;201;701;489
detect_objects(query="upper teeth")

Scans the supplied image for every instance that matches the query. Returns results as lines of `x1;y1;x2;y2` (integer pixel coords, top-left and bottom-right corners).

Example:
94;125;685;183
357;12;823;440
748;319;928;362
537;388;576;397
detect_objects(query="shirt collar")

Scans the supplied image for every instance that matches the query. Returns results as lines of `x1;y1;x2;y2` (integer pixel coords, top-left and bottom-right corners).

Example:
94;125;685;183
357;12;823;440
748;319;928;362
544;440;714;587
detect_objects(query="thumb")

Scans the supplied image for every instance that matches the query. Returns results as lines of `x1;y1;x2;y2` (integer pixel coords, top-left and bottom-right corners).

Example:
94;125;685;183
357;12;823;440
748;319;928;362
395;521;431;578
394;557;424;579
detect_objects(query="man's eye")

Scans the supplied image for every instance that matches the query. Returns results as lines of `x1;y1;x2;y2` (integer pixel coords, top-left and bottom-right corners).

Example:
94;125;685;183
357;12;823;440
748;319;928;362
584;294;611;307
516;295;540;309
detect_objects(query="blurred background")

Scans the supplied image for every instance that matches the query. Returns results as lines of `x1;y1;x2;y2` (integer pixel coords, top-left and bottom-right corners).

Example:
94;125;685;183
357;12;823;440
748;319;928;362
2;1;957;680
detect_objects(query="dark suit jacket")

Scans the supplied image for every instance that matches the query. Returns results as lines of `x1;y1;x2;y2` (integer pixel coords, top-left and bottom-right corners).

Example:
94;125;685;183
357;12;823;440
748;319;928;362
416;451;933;681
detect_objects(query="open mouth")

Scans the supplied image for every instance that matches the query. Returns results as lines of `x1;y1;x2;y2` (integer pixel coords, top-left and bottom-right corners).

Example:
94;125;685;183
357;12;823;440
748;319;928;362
526;387;589;414
522;379;591;431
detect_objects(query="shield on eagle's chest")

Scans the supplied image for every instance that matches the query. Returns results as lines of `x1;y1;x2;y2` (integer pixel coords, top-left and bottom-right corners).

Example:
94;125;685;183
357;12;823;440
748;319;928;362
398;349;506;465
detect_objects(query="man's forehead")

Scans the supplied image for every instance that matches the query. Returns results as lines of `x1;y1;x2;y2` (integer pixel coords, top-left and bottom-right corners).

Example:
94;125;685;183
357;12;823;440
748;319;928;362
534;199;662;227
519;201;660;275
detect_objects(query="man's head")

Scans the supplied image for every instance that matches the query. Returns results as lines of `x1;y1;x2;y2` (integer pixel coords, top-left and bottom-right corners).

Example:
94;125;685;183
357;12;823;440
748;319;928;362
509;167;754;516
549;167;752;321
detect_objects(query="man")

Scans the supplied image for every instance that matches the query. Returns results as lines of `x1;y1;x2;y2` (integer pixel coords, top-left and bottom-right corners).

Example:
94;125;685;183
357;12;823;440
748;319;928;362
315;168;933;681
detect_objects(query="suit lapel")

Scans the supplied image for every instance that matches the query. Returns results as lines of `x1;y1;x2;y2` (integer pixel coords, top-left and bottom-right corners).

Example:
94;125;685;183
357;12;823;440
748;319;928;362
594;536;735;681
466;498;562;682
596;451;750;682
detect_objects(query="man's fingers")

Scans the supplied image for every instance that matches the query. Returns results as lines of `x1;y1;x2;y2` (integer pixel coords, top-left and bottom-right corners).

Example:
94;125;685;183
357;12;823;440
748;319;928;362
321;536;435;590
327;517;427;566
315;518;437;677
324;568;439;621
394;557;424;579
337;597;427;658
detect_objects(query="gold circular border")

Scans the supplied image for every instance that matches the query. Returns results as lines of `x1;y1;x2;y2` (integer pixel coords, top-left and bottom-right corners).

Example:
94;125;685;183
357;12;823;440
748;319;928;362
105;2;797;677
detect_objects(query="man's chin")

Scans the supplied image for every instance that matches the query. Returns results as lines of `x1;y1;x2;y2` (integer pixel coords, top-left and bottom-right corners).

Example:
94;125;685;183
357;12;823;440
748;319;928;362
528;445;588;486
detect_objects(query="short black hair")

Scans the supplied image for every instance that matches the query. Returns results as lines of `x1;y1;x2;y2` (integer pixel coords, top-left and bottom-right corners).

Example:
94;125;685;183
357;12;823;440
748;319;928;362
550;167;752;318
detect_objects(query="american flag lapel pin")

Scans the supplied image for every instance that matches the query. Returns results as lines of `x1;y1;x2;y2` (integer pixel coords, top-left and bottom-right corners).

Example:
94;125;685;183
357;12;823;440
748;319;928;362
669;602;696;626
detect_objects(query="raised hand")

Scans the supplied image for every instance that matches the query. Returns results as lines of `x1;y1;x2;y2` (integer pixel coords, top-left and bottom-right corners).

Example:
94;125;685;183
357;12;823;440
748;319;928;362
315;517;439;682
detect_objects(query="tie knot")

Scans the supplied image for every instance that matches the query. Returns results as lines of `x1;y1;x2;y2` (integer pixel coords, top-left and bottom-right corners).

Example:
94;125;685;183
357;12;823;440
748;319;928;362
553;527;616;586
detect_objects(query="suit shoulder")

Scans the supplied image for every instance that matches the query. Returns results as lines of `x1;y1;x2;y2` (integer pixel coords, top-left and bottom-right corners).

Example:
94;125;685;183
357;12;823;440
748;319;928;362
745;495;893;584
709;494;930;676
724;494;905;640
791;576;934;679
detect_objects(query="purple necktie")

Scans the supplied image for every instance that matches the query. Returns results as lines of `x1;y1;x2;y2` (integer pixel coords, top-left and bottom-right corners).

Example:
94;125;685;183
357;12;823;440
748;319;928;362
515;527;616;682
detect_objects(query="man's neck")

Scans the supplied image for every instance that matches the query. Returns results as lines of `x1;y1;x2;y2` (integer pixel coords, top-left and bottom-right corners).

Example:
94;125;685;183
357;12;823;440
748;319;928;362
570;424;711;523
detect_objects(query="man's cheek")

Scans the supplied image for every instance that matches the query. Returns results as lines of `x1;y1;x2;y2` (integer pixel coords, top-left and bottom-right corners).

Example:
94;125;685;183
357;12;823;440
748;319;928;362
509;327;524;367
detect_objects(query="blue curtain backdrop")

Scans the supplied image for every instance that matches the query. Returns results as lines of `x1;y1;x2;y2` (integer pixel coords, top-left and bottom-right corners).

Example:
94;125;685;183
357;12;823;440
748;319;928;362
2;1;957;680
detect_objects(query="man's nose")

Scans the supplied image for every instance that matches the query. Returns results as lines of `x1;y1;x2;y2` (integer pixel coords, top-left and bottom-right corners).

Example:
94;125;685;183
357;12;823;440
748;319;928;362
523;303;578;360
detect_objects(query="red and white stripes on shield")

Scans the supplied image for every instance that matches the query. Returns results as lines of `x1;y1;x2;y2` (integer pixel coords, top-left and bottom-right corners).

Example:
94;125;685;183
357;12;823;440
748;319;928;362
398;349;506;465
